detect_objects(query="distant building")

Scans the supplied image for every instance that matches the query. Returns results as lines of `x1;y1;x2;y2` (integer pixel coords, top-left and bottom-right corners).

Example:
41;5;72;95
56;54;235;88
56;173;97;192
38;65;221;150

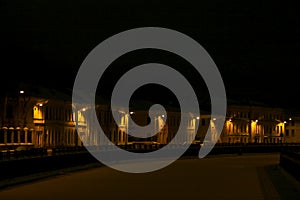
0;87;81;150
221;105;288;144
1;85;300;150
285;115;300;143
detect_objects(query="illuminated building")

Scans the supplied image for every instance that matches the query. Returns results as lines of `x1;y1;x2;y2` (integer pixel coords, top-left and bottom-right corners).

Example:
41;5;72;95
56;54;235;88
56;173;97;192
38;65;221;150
221;105;288;144
285;115;300;143
0;88;81;149
1;86;300;150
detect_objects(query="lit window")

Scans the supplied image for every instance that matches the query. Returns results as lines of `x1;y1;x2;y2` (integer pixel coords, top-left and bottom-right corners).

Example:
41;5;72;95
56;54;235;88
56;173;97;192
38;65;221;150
33;106;43;119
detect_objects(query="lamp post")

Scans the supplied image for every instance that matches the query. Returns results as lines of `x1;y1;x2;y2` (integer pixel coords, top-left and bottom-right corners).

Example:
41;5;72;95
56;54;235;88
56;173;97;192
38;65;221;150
19;90;30;128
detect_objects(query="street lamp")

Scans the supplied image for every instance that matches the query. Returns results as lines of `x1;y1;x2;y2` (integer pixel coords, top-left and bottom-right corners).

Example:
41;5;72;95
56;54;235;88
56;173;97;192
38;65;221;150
19;90;31;127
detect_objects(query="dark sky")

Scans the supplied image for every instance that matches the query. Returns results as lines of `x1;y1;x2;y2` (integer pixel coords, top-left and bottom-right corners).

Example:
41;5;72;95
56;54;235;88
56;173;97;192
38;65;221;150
1;0;299;108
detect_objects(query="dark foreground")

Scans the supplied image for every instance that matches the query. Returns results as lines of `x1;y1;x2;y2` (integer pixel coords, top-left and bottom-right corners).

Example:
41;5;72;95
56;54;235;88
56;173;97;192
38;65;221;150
1;153;300;200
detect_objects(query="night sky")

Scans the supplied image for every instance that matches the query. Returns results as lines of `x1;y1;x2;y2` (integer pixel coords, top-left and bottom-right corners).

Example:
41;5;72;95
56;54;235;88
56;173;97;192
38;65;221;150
1;0;299;108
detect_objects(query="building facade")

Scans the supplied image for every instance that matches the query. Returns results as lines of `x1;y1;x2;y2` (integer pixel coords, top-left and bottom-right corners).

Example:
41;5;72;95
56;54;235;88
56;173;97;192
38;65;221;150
221;105;288;144
285;116;300;143
0;89;81;150
1;87;300;150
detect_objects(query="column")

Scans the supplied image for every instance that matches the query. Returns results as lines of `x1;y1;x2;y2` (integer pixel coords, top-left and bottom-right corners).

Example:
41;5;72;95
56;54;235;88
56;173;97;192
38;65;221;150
48;129;51;146
17;128;21;143
24;128;28;143
45;129;49;147
3;127;7;144
9;128;14;143
72;129;74;147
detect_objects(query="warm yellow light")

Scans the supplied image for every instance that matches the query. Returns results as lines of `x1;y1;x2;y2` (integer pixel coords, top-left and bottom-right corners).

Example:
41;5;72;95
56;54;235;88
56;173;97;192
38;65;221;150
213;118;216;121
130;111;134;115
82;108;86;111
255;120;258;122
19;90;24;94
284;121;287;123
196;116;200;120
229;118;232;122
162;115;165;118
39;103;43;107
289;118;292;121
